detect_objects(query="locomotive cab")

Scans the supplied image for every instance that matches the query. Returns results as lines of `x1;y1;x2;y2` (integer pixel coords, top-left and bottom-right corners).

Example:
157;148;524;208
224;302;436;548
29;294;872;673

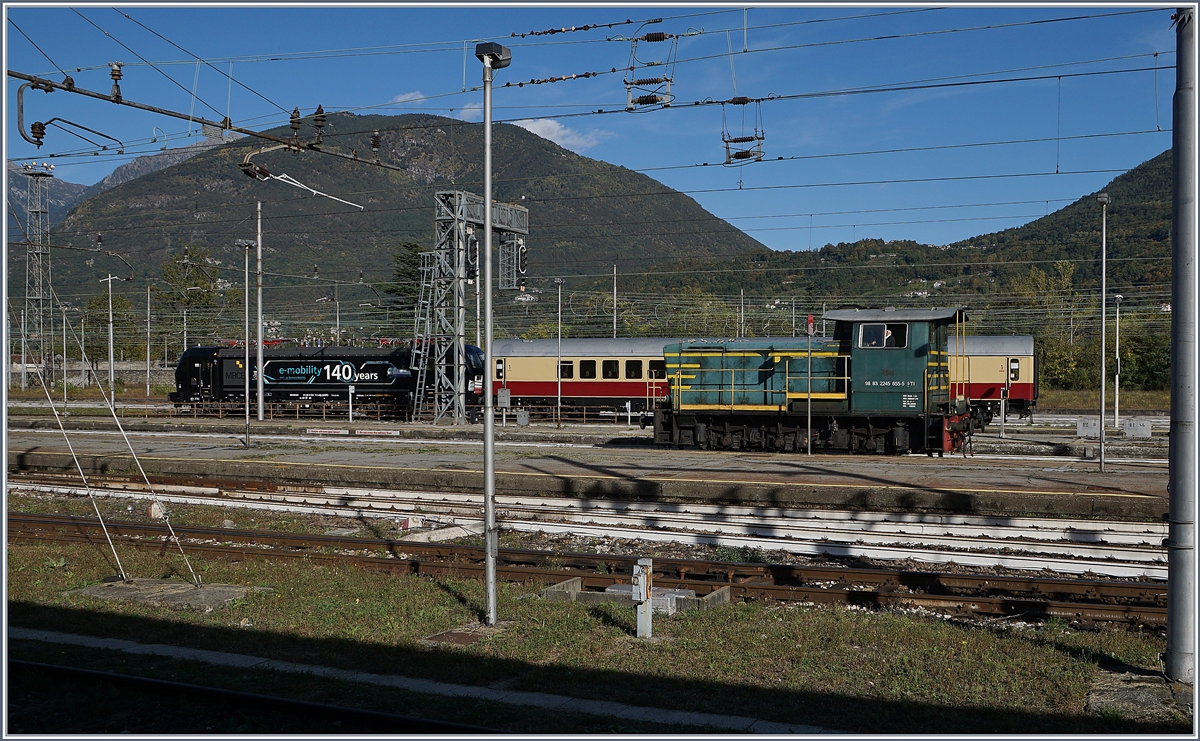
168;346;219;404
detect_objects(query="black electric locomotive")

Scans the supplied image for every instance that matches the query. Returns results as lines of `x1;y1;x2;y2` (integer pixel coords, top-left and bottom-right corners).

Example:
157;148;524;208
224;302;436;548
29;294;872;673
169;345;485;414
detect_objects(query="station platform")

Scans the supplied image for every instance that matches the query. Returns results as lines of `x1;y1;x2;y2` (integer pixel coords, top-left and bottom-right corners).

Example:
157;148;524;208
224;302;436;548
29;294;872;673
8;417;1168;522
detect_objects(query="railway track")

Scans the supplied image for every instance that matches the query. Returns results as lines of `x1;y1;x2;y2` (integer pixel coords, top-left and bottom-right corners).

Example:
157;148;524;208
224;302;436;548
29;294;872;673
9;474;1168;579
8;512;1167;626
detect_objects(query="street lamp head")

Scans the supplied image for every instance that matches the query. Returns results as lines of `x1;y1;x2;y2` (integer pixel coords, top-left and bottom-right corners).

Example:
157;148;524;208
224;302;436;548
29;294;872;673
1114;294;1124;304
234;239;254;249
475;42;512;69
1097;192;1110;206
554;278;564;285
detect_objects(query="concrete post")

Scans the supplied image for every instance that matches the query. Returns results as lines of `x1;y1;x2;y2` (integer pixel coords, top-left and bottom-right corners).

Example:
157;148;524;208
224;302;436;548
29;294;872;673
146;285;151;397
612;264;617;339
105;275;115;407
244;239;251;445
257;201;265;422
1167;5;1196;686
633;558;653;639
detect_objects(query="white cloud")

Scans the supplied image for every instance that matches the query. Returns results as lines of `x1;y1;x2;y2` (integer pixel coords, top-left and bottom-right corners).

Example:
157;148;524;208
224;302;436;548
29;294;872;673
453;102;483;122
511;119;612;152
389;90;425;104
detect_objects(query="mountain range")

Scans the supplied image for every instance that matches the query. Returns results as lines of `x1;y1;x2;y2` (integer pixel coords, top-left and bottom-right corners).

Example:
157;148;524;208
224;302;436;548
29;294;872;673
9;111;1170;335
27;113;765;300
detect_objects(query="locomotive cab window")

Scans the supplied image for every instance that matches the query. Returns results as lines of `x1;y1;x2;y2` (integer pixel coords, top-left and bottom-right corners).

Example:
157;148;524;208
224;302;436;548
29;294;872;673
649;360;667;379
859;323;908;349
558;360;574;379
625;360;643;379
602;360;620;379
580;360;597;379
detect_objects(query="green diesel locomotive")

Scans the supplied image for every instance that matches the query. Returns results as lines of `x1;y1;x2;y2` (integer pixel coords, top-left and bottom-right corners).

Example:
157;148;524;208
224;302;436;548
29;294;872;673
653;307;973;455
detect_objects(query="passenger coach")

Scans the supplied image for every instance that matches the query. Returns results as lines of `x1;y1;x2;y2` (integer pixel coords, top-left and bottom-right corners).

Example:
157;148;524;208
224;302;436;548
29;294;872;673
948;335;1037;425
490;338;679;414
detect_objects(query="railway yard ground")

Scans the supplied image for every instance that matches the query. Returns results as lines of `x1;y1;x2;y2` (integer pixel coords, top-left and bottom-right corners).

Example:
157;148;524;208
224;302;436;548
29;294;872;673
5;406;1192;734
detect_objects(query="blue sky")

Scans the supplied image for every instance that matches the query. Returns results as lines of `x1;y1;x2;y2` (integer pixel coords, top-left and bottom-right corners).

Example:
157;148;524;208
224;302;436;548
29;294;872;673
5;4;1179;252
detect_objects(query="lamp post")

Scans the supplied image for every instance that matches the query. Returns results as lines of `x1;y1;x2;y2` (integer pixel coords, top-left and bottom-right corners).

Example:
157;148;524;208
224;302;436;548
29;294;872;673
476;41;511;628
555;277;564;429
1097;192;1109;472
1114;294;1123;430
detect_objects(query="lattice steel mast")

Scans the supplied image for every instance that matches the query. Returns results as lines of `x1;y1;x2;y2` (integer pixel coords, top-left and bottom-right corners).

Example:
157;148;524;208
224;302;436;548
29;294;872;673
21;162;54;380
411;191;527;423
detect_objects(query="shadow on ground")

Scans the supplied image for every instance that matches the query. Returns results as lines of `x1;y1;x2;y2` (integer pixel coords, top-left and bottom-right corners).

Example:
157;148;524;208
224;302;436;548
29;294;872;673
6;601;1188;735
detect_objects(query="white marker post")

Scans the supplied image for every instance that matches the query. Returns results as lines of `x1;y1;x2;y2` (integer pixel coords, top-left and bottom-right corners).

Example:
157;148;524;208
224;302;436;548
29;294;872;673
349;384;355;423
633;558;653;639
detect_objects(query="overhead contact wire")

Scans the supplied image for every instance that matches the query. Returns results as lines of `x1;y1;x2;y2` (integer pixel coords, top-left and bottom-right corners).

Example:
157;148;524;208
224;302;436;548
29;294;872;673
70;8;225;120
112;8;290;114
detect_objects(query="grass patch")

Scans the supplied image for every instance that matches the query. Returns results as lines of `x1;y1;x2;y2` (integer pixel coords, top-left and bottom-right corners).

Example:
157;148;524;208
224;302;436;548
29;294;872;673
6;537;1183;734
1039;388;1169;411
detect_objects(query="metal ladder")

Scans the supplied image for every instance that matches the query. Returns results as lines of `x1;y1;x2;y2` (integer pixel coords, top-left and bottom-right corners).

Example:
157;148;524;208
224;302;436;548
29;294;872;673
409;252;435;419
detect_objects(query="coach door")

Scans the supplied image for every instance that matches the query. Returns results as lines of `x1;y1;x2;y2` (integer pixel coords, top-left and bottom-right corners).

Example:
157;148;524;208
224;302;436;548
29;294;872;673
644;358;668;409
197;357;214;398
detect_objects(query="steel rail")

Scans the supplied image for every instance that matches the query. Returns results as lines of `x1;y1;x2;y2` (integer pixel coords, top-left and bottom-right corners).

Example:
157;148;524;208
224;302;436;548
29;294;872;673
9;520;1166;625
7;513;1167;613
12;474;1167;539
10;481;1167;578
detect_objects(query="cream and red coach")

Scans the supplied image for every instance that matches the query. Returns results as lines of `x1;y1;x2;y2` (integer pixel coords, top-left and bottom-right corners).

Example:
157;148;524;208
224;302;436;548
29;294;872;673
948;335;1037;426
490;338;681;414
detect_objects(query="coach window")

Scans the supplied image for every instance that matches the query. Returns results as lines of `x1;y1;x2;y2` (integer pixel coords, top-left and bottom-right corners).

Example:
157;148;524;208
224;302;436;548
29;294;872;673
580;360;597;379
558;360;574;379
602;360;620;379
625;359;643;379
859;323;908;349
649;360;667;379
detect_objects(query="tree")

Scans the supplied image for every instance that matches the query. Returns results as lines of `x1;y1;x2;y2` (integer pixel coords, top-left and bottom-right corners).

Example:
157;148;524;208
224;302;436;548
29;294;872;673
82;292;141;368
384;241;426;309
1010;261;1097;388
157;245;238;346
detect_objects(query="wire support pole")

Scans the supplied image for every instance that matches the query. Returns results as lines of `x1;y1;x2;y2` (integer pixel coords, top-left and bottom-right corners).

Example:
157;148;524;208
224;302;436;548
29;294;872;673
1099;195;1108;473
256;202;265;422
1167;5;1195;686
145;285;151;397
99;274;119;409
243;239;251;446
556;278;563;430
